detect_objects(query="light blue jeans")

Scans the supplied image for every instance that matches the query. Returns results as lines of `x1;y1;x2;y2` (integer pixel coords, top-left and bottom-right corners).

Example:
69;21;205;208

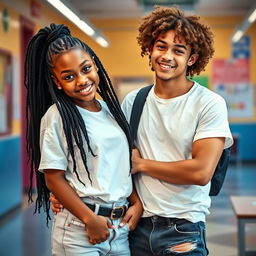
51;200;130;256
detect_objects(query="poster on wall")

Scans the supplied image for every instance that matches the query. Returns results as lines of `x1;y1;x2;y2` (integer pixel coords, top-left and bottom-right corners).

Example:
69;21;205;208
212;58;253;118
232;36;250;59
214;83;253;118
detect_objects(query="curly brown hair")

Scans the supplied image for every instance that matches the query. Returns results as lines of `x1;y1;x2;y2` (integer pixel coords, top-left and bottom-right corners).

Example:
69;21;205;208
137;6;214;76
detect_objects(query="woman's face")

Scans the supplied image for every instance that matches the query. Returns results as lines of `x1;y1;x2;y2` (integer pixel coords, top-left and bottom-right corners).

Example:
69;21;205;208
52;48;100;109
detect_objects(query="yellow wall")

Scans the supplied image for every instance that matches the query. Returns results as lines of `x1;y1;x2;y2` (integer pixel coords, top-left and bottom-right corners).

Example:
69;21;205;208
0;0;255;126
93;15;256;83
0;0;94;134
92;16;256;122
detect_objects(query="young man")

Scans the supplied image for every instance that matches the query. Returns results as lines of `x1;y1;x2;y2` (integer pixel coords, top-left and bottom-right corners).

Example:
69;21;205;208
51;6;233;256
120;6;233;256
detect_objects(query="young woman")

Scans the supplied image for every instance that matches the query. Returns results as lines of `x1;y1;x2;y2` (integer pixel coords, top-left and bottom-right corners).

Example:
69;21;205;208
25;23;142;256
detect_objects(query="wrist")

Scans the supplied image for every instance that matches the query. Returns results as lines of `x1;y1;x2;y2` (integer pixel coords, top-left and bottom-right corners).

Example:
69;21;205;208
138;158;147;173
81;210;97;225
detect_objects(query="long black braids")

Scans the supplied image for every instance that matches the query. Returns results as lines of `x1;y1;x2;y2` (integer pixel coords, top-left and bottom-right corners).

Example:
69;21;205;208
25;24;132;223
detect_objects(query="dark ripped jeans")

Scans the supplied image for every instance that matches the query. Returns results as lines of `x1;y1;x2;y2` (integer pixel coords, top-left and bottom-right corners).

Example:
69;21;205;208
129;216;208;256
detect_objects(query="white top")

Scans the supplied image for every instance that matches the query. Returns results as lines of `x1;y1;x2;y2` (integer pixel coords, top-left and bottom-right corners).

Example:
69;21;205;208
39;100;132;203
122;82;233;222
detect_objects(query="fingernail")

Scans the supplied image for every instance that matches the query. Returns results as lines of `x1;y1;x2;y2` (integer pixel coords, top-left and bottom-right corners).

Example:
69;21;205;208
119;222;124;227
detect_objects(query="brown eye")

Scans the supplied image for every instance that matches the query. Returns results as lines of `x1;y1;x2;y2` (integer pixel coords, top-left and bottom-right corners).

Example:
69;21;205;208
82;65;91;73
63;74;74;80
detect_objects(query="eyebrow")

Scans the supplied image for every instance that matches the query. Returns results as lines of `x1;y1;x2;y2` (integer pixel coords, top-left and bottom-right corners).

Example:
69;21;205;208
156;39;188;50
60;60;89;74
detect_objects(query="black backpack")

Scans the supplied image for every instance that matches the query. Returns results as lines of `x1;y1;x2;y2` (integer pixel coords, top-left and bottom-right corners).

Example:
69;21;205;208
129;85;231;196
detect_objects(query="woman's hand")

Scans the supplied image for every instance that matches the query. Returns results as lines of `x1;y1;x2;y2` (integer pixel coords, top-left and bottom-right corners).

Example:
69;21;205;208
86;215;114;244
119;201;143;231
49;194;114;244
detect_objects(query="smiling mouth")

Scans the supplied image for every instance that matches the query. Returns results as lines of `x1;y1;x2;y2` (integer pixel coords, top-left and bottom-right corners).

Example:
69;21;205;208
159;63;177;70
78;83;93;95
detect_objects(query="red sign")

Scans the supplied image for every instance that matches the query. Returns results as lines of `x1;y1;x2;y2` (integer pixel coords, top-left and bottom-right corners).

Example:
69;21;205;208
30;0;41;18
212;59;249;84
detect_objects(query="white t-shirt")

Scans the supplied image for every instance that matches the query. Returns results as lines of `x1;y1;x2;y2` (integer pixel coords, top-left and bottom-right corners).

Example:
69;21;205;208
122;82;233;222
39;100;132;203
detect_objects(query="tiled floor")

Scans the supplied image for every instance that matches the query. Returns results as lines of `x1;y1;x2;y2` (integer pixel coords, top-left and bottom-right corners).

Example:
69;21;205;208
0;163;255;256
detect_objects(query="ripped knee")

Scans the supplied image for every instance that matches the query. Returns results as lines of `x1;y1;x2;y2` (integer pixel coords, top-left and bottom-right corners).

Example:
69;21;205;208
167;242;196;253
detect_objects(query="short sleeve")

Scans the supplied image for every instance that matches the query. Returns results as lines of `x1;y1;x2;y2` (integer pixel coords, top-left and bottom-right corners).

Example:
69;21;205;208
121;88;140;121
194;96;233;149
38;107;68;172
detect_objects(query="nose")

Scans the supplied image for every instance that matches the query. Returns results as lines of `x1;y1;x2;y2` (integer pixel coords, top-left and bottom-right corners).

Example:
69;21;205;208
76;74;89;87
162;49;173;62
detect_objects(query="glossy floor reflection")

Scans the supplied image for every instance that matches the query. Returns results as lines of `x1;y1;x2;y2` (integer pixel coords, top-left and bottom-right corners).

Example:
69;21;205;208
0;163;255;256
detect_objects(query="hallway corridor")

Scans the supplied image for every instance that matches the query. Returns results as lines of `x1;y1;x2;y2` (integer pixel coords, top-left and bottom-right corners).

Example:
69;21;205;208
0;163;255;256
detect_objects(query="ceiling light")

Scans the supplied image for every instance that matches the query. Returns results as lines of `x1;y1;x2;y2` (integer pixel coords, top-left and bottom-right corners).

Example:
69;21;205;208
95;36;109;48
231;3;256;43
248;9;256;23
232;30;243;43
46;0;109;47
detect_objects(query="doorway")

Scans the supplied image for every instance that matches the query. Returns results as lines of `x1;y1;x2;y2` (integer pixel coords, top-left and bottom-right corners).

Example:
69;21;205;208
20;16;35;192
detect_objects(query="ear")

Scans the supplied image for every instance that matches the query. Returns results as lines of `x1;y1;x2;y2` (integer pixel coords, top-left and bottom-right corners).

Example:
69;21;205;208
187;53;199;66
51;75;62;90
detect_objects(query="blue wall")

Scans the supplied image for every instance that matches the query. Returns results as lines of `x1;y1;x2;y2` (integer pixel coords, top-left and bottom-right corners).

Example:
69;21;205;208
0;136;22;216
230;123;256;161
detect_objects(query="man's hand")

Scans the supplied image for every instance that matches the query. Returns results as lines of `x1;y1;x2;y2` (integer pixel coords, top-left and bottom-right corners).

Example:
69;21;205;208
49;193;63;215
131;148;143;174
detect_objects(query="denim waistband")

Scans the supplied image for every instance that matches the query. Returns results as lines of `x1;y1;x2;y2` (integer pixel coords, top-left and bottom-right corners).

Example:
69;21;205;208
140;216;191;226
80;197;128;208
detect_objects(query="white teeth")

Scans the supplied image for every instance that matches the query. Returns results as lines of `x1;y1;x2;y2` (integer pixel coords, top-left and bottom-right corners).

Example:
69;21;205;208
80;84;92;93
159;63;176;69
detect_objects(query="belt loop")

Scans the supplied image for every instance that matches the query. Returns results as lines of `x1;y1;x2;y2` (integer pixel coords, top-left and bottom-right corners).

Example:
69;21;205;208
94;203;100;215
167;218;172;227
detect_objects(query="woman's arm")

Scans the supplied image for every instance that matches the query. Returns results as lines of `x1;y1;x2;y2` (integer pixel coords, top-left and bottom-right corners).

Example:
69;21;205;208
44;169;114;244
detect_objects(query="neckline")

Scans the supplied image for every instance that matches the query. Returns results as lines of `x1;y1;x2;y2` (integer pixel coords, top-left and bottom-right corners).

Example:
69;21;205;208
152;82;198;103
76;100;104;115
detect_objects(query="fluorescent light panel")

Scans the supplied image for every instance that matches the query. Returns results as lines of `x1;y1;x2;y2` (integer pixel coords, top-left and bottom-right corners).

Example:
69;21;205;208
95;36;109;48
232;30;243;43
231;5;256;43
46;0;109;47
248;9;256;23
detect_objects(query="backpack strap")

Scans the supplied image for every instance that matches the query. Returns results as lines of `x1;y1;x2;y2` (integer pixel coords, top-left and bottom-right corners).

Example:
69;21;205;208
130;85;153;143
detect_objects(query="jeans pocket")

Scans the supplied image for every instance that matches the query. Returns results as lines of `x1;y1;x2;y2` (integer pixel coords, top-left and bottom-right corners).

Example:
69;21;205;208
174;221;200;235
67;217;86;231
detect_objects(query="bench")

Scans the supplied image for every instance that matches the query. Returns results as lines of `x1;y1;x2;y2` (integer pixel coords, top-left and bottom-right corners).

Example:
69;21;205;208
230;196;256;256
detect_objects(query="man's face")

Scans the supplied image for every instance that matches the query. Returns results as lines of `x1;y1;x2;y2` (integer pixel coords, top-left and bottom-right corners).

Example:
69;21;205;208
150;30;197;82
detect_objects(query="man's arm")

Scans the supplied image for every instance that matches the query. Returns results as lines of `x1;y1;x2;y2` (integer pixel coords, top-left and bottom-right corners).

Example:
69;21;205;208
131;137;225;186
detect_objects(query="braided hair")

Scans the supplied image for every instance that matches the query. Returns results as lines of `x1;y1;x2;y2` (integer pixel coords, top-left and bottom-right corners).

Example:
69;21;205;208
25;24;132;222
